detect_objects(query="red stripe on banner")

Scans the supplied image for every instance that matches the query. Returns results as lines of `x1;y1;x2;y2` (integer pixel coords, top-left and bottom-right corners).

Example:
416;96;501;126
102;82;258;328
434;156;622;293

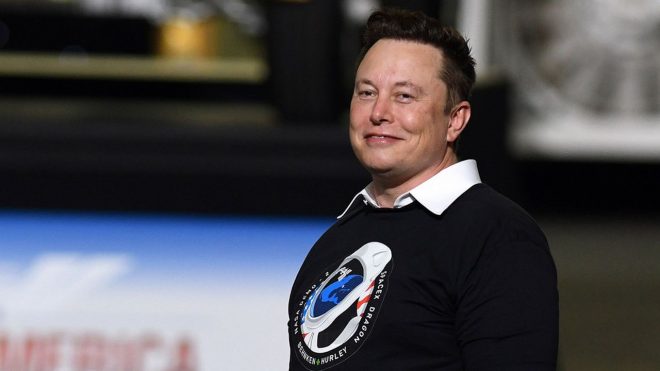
356;295;371;310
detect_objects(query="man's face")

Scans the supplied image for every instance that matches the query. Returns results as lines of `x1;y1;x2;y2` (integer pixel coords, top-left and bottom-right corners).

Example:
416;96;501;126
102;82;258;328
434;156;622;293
350;39;454;184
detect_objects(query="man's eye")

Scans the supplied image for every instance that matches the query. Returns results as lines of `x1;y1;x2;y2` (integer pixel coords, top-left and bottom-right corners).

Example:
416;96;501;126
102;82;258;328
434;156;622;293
396;93;414;102
358;90;376;98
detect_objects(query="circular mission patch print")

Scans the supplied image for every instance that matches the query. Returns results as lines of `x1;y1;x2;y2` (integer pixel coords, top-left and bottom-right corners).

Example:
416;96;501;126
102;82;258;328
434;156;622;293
291;242;393;370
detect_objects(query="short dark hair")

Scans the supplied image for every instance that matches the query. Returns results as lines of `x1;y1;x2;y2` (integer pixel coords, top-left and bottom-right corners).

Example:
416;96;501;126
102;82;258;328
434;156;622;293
358;8;476;113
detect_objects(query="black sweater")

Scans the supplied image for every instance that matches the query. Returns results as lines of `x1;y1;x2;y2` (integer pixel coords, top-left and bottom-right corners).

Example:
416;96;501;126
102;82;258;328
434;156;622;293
288;184;558;370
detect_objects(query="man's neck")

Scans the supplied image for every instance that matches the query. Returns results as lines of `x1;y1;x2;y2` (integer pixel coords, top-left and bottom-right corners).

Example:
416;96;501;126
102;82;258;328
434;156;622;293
369;153;458;208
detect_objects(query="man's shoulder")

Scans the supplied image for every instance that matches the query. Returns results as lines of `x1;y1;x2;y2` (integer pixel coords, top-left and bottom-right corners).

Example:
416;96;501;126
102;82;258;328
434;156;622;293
450;183;528;215
449;183;547;243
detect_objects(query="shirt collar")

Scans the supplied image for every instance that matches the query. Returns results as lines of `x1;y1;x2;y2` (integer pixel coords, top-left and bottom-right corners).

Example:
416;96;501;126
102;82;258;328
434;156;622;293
337;160;481;219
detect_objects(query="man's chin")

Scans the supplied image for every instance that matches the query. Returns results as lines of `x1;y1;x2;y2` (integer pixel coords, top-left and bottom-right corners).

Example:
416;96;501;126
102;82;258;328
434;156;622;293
360;161;393;174
365;165;400;180
357;155;398;173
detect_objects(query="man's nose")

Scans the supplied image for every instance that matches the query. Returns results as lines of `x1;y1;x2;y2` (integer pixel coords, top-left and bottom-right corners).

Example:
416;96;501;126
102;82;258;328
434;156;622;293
369;96;392;125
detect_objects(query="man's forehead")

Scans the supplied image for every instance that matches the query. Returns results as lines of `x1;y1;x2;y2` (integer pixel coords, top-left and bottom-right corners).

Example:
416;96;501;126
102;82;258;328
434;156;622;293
357;40;443;76
362;39;444;62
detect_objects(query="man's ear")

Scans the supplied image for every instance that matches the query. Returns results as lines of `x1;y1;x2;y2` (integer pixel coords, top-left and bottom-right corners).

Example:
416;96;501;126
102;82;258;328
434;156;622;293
446;101;471;143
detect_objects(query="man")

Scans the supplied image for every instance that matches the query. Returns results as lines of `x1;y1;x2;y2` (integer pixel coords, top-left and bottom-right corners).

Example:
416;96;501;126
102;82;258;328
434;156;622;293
288;8;558;371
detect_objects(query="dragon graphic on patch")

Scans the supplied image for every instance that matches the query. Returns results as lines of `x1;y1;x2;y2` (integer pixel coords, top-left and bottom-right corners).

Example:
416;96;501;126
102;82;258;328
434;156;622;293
291;242;393;370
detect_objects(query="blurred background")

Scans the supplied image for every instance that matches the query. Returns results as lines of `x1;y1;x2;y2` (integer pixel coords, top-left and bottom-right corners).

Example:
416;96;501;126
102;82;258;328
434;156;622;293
0;0;658;370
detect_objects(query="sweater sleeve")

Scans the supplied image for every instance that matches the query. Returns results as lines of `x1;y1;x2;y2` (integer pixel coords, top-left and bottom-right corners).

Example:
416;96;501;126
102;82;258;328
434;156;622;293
454;237;559;371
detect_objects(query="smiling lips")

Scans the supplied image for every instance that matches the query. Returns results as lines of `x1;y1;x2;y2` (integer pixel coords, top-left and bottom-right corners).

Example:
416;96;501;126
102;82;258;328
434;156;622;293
365;133;402;144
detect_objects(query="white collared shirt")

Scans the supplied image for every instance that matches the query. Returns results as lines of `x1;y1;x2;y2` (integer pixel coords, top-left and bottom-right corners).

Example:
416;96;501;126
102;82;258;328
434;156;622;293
338;160;482;218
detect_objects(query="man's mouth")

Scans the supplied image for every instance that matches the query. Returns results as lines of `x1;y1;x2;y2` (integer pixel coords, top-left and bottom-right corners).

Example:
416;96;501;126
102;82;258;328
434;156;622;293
364;134;402;144
365;134;399;139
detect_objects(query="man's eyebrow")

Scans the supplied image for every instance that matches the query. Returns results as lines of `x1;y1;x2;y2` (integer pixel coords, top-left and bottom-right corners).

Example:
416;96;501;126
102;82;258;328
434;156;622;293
393;81;424;93
355;79;424;93
355;78;375;88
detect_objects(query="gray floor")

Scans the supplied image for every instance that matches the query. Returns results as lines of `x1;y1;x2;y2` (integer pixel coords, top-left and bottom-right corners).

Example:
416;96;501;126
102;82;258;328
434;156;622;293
540;215;660;371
